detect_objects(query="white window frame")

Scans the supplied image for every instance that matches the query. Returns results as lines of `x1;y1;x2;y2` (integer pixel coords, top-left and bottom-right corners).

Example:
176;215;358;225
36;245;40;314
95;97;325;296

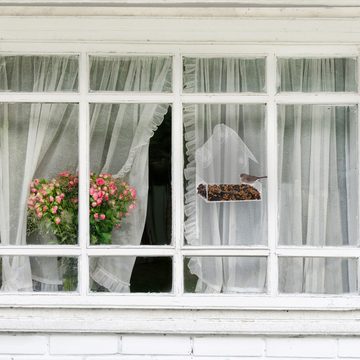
1;43;360;311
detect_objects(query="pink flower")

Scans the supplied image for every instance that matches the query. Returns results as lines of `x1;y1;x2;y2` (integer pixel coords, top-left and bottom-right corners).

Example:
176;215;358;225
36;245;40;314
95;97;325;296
96;178;105;186
130;188;137;198
94;213;99;220
55;196;62;203
100;214;106;220
96;198;102;205
49;196;54;202
59;171;70;177
129;203;136;210
91;201;97;207
123;190;128;196
34;179;40;186
93;193;98;201
60;193;65;199
54;217;61;225
90;187;95;196
51;206;58;214
42;206;48;212
37;212;43;219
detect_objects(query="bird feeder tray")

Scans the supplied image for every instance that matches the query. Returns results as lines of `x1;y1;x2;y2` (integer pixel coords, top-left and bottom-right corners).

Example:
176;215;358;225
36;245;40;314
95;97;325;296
197;182;262;203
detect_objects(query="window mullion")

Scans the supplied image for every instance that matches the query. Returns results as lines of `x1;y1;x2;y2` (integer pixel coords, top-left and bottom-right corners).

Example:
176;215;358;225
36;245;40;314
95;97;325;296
267;53;278;297
357;54;360;295
78;52;90;297
172;52;184;296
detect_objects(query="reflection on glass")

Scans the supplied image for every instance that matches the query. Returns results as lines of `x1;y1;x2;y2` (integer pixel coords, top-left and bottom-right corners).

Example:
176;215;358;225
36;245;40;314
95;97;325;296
277;58;357;92
184;104;267;246
89;56;172;92
0;55;79;92
278;105;358;246
279;257;357;294
0;256;78;292
184;257;267;293
183;57;266;93
90;257;172;293
0;103;79;247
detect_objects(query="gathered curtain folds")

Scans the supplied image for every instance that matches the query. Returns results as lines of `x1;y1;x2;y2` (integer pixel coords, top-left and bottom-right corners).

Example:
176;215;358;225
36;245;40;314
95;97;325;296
277;58;358;294
89;56;172;292
0;55;171;292
184;57;358;294
0;55;79;291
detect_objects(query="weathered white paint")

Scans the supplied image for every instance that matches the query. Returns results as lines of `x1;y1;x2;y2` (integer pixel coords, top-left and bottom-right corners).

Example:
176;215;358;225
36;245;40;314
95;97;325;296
0;333;358;358
1;0;360;6
2;17;360;44
1;8;360;338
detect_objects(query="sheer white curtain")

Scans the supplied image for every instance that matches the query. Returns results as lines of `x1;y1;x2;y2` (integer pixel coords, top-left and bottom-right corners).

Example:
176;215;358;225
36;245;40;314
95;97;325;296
89;56;172;292
278;105;358;293
184;58;267;293
278;58;358;293
0;56;78;291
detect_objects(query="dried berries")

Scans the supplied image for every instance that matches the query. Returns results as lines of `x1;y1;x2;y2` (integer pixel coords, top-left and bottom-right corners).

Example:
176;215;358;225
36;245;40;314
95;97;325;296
197;183;261;201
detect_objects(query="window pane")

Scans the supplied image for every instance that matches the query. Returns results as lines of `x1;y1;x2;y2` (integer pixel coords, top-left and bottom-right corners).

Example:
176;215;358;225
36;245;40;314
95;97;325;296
89;104;171;246
278;105;358;246
90;257;172;293
0;256;78;292
277;58;357;92
184;257;267;293
279;257;357;294
184;104;267;246
0;103;79;249
0;55;78;92
183;57;266;93
89;56;172;92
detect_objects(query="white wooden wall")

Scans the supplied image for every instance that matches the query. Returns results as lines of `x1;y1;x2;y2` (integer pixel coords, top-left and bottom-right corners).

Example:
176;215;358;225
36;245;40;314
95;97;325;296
1;4;360;357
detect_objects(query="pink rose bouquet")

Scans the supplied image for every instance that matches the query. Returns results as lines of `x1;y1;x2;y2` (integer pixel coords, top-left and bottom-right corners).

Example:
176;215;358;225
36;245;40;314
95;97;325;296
27;172;136;245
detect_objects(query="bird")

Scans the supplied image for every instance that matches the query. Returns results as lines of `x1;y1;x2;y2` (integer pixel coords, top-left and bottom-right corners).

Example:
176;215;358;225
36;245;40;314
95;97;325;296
240;173;267;185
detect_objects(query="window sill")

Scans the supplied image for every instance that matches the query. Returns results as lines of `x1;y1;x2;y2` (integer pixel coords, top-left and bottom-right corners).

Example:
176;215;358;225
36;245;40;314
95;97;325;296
1;306;360;335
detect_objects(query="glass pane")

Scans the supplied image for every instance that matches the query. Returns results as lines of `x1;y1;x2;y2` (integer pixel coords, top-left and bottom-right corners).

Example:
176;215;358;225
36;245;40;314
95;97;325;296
0;103;79;246
278;105;358;246
0;55;78;92
183;57;266;93
89;104;171;246
279;257;357;294
277;58;357;92
184;104;267;246
90;256;172;293
89;56;172;92
0;256;78;292
184;257;267;293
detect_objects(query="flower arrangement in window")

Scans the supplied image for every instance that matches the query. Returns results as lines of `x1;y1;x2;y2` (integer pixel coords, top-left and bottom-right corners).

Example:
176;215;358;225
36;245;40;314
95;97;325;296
27;172;136;245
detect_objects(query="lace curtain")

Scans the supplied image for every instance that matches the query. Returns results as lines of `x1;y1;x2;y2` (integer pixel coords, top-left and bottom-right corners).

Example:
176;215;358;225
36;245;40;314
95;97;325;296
184;57;358;294
0;55;171;292
184;58;267;293
0;55;79;291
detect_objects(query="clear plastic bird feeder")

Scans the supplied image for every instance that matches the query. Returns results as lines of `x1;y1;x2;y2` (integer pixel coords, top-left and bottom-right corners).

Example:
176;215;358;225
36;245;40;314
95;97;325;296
195;124;263;203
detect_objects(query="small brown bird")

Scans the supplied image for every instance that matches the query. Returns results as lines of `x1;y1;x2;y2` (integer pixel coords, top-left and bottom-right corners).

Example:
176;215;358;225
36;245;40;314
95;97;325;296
240;173;267;185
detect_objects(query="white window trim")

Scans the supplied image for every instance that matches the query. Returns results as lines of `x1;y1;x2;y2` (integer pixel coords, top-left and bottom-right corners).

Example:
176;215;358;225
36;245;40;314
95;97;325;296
1;15;360;334
1;44;360;310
